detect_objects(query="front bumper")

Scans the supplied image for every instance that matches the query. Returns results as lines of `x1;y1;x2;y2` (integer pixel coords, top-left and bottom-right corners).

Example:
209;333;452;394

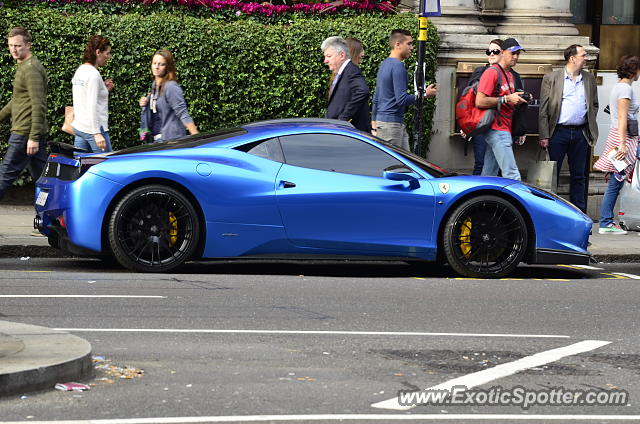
533;248;592;265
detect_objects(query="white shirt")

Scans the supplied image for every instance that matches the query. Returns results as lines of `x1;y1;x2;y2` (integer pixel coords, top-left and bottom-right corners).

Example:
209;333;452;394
330;59;351;95
71;64;109;134
609;82;639;129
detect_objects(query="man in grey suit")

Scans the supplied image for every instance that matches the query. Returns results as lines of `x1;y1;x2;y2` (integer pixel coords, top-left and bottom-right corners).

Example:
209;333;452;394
539;44;598;212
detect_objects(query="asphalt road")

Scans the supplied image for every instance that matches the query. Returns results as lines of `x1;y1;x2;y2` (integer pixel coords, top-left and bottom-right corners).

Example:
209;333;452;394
1;258;640;423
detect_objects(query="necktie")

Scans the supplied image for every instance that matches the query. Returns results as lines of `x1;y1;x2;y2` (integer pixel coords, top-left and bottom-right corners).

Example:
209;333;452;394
329;74;340;98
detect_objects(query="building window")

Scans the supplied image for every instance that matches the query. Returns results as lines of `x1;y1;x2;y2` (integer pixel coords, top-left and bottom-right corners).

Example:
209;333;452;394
603;0;640;24
570;0;588;24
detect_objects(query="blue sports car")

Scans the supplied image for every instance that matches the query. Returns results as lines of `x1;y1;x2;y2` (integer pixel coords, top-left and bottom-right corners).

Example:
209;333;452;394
34;118;592;278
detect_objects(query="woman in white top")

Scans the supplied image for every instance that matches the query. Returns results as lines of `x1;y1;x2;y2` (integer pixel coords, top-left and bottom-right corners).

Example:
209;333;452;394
71;35;113;153
594;55;640;234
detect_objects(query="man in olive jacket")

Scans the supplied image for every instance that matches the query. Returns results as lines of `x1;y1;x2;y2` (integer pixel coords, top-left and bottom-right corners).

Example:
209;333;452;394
0;27;48;201
538;44;598;212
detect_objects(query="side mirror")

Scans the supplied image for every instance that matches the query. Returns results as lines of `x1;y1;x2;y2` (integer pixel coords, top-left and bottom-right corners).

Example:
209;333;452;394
383;171;420;189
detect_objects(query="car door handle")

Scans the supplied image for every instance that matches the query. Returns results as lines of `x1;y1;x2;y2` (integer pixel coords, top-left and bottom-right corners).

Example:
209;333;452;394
280;181;296;188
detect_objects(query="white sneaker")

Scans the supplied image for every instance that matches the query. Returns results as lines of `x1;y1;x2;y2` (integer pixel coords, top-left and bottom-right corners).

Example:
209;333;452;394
598;224;628;235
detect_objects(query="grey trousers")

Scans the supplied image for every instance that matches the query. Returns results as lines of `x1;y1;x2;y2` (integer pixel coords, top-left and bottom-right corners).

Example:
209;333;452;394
376;121;410;151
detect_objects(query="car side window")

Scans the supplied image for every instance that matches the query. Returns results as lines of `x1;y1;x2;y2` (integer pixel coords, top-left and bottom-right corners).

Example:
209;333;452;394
236;138;285;163
279;133;407;177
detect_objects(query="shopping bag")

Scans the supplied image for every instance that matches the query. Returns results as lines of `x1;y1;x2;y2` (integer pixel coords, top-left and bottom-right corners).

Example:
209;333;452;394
61;106;74;135
526;148;558;193
632;161;640;193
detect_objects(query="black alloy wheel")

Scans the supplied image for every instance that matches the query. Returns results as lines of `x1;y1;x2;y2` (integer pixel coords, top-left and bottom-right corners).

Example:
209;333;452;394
443;195;527;278
108;185;200;272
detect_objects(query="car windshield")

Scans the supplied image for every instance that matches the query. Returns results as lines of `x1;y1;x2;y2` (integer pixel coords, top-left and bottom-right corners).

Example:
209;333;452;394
364;134;455;177
105;128;247;156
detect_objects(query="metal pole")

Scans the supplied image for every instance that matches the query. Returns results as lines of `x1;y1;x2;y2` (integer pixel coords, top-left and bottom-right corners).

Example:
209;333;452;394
413;15;428;156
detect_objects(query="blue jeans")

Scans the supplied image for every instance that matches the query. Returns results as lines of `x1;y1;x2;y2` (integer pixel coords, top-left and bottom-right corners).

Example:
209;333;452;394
481;130;521;180
548;126;589;212
73;127;112;153
472;133;487;175
0;133;48;201
599;175;624;227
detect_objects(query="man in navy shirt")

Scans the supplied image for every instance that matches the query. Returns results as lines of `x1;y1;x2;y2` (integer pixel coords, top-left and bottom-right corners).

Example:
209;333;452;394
371;29;437;151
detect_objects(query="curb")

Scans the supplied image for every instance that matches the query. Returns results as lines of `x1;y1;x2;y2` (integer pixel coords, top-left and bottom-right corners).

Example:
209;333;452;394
592;254;640;263
0;245;72;258
0;321;93;397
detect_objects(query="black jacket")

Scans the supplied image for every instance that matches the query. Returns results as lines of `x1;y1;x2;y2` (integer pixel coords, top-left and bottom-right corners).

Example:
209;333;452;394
325;61;371;132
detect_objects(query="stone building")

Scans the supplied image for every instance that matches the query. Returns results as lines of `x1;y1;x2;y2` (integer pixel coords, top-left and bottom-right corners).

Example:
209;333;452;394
408;0;640;219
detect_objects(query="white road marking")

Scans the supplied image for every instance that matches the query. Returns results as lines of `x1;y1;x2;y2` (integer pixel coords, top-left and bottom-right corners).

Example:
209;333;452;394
371;340;611;411
0;295;165;298
611;273;640;280
52;328;570;339
1;414;640;423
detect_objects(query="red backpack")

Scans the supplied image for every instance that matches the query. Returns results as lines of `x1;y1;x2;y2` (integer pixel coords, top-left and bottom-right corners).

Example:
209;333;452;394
455;65;504;138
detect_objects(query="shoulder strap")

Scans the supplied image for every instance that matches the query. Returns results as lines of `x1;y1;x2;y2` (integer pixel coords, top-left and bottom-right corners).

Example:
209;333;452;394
486;65;502;98
494;64;514;94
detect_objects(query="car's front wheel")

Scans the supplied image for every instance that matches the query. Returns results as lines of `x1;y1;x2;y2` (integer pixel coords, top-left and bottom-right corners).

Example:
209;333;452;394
108;185;200;272
443;195;527;278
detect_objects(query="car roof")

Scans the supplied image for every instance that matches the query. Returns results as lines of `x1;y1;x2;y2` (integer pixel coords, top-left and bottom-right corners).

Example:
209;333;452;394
241;118;355;130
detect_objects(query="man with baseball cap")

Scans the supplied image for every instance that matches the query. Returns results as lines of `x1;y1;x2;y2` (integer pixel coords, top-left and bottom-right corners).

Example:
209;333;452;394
475;37;528;180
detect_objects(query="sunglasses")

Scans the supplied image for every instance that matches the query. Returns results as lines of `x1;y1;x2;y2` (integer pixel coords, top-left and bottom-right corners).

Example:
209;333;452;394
485;49;501;56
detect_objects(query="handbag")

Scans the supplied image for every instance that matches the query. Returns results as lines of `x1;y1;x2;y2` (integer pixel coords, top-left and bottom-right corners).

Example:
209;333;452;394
526;148;558;193
632;161;640;193
603;105;637;136
61;106;74;135
628;119;638;137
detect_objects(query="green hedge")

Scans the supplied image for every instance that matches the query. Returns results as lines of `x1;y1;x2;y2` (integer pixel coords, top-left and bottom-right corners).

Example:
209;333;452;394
0;7;438;185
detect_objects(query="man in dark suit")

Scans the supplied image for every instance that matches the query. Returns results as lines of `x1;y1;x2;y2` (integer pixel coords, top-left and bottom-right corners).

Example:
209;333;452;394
321;36;370;132
539;44;598;212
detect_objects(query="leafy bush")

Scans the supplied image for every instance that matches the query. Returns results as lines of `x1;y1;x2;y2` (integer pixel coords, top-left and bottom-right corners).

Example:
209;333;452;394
15;0;400;20
0;6;438;186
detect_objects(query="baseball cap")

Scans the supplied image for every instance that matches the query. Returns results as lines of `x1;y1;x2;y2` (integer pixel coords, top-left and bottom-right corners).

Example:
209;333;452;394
502;38;525;52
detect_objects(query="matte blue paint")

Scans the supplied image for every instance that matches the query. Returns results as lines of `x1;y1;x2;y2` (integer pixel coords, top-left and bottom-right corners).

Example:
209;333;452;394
35;121;592;266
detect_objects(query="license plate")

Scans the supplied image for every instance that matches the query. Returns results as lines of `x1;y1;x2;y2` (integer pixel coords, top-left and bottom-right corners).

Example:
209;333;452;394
35;190;49;207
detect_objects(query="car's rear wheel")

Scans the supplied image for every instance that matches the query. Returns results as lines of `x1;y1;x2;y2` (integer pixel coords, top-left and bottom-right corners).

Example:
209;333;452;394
108;185;200;272
443;195;527;278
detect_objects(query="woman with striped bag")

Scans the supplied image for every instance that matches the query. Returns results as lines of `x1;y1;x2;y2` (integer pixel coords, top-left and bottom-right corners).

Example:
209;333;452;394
594;55;640;235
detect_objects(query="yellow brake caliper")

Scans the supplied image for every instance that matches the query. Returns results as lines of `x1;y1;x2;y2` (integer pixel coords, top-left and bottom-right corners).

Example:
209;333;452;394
168;212;178;247
459;217;472;258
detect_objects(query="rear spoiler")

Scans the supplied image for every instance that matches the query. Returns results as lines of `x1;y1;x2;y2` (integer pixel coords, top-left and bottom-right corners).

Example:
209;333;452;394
48;141;90;158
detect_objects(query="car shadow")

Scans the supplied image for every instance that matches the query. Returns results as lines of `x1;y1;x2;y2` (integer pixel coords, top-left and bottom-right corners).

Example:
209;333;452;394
177;259;588;280
32;257;590;280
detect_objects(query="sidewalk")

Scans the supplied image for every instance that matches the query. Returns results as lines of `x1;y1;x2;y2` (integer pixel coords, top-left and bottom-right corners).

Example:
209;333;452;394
0;320;92;397
1;204;639;261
